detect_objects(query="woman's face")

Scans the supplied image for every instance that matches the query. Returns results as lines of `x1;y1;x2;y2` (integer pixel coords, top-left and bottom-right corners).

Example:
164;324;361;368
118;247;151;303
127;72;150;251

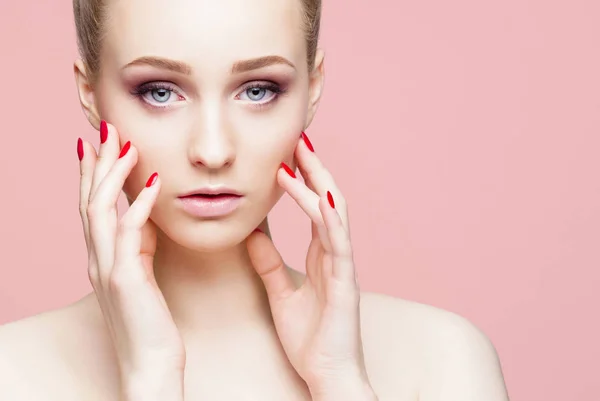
80;0;324;251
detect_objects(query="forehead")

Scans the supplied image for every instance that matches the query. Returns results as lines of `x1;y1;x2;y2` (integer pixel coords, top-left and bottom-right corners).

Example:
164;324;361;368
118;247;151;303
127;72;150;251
104;0;306;71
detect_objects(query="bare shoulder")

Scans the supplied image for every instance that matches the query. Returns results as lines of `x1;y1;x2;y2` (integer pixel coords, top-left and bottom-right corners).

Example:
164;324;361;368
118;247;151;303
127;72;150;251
0;305;75;399
359;291;495;344
359;292;509;401
0;296;116;401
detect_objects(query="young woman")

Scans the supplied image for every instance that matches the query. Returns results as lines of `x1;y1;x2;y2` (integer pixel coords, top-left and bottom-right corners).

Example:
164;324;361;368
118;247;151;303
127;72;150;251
0;0;509;400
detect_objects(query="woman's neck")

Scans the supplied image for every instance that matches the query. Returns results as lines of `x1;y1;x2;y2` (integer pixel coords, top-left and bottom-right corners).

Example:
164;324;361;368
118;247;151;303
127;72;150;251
152;221;276;335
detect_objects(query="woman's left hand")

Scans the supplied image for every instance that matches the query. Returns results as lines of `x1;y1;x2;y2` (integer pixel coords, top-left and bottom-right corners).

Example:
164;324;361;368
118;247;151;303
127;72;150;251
246;132;378;401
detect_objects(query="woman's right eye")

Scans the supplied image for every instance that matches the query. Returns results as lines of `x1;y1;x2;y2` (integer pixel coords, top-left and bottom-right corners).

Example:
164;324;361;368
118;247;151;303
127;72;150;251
133;83;185;109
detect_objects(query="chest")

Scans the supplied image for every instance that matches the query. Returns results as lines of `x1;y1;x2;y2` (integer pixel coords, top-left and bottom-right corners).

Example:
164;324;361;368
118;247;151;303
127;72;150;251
45;365;311;401
55;338;313;401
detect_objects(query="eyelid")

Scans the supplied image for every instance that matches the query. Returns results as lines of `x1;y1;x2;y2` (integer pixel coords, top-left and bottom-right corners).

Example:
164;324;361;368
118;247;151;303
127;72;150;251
131;81;186;109
238;80;280;91
236;81;284;103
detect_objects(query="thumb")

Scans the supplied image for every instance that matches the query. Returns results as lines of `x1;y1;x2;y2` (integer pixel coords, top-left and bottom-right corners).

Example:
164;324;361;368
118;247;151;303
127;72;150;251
246;230;295;302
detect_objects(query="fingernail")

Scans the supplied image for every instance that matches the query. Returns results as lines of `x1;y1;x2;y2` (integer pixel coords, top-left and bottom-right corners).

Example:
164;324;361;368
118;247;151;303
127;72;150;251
119;141;131;159
301;131;314;152
280;162;296;178
100;120;108;144
146;172;158;187
253;228;263;234
327;191;335;208
77;138;84;161
281;162;296;178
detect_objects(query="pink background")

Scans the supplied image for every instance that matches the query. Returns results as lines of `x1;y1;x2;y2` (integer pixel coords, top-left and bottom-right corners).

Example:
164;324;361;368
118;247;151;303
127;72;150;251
1;1;599;400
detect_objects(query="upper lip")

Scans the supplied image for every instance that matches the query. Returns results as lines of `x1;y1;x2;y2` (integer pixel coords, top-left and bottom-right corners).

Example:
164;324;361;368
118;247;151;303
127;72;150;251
178;186;242;197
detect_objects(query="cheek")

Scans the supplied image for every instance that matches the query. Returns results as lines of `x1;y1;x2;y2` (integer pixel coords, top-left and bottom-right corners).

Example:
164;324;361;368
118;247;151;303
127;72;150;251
241;128;299;208
237;128;300;193
121;143;169;202
235;106;306;165
255;128;299;159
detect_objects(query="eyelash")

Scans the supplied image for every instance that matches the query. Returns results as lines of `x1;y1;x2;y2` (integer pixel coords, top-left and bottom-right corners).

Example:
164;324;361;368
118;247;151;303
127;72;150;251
131;82;182;109
238;82;287;110
130;81;287;110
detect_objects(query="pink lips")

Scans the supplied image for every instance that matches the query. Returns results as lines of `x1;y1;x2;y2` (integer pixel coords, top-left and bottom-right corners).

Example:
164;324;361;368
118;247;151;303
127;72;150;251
177;194;242;218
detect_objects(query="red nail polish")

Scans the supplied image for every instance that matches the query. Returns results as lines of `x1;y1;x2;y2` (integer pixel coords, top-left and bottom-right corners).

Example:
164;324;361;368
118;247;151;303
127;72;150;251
281;162;296;178
253;228;263;234
119;141;131;159
327;191;335;208
100;120;108;144
77;138;84;161
301;131;314;152
146;172;158;187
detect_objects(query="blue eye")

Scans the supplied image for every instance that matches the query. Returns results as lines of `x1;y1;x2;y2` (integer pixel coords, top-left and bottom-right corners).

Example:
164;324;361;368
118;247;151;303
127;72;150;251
239;82;285;106
131;82;183;108
151;88;172;103
246;87;268;101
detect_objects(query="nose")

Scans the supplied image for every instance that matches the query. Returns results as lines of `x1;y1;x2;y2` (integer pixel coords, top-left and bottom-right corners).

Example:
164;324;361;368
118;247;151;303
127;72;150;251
187;107;236;170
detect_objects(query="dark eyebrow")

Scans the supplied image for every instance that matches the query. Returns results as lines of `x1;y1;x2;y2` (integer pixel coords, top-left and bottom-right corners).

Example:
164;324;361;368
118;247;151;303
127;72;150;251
122;55;295;75
122;56;192;75
231;55;296;74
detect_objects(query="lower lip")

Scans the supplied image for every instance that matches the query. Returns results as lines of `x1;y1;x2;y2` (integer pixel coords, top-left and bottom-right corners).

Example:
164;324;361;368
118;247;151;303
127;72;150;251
177;195;243;218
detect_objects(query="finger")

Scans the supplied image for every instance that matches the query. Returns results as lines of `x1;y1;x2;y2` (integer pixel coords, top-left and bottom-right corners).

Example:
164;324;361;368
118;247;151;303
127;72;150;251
296;163;320;240
296;133;321;240
113;172;161;283
78;137;98;250
277;164;332;252
305;237;325;287
295;133;350;232
246;230;296;302
87;142;138;279
319;191;357;284
90;121;122;202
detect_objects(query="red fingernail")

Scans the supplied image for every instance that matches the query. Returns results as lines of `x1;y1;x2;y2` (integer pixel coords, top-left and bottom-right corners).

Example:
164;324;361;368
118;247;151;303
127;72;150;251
100;120;108;144
327;191;335;208
119;141;131;158
146;172;158;187
77;138;84;161
253;228;263;234
301;131;314;152
281;162;296;178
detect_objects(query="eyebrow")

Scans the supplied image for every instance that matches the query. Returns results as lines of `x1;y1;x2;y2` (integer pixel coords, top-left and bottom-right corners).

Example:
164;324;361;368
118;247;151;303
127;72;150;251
121;55;296;75
122;56;192;75
231;55;296;74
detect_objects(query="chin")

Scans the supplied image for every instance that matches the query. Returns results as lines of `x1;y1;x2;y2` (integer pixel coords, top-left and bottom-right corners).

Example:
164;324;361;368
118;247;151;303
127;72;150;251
155;213;257;252
174;234;245;253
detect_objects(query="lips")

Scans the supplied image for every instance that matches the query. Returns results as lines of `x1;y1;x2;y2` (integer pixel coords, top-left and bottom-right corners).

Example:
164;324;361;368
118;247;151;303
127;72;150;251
178;187;242;198
184;193;232;197
182;193;240;199
177;191;243;218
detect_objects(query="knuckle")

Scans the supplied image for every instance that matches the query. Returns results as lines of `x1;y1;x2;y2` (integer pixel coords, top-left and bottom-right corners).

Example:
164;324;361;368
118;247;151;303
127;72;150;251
87;266;100;287
86;202;103;220
79;204;88;219
87;256;103;285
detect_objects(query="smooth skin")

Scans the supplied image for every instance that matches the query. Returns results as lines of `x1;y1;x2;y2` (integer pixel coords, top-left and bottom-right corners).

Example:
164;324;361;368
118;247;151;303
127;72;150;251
0;0;509;400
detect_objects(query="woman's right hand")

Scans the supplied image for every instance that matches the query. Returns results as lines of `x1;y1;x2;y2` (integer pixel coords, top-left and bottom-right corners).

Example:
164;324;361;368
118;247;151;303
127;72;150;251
77;121;185;401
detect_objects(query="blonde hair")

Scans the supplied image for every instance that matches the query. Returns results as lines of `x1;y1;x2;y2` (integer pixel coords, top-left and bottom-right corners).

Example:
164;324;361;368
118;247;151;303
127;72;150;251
73;0;322;83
